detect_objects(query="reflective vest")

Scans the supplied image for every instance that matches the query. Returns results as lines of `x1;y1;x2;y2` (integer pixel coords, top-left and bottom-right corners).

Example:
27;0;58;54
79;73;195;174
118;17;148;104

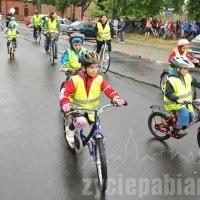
47;18;58;32
71;75;103;121
33;15;42;26
174;48;187;57
96;22;111;41
7;29;17;40
67;48;85;72
164;73;193;112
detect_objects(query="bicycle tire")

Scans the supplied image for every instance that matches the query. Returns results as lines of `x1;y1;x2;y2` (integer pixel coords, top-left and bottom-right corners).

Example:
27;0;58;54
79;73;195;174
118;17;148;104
100;50;110;74
160;71;168;93
50;43;54;65
148;112;171;141
95;138;107;195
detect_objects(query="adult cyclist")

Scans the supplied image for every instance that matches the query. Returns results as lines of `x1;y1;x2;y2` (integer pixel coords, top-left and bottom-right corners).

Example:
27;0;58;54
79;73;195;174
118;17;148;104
94;14;116;54
32;11;42;41
44;11;60;58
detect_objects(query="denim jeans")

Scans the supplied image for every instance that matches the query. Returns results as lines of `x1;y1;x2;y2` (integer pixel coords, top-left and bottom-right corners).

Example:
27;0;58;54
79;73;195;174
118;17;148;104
176;106;196;127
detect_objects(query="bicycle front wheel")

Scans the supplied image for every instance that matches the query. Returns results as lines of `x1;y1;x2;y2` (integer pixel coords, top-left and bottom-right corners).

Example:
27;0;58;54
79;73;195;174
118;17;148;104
148;112;171;141
50;43;55;65
36;33;41;45
100;50;110;74
95;138;107;195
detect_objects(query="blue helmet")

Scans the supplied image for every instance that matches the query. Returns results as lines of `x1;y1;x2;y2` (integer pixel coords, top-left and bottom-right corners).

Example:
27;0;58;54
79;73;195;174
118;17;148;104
69;32;84;46
8;21;16;29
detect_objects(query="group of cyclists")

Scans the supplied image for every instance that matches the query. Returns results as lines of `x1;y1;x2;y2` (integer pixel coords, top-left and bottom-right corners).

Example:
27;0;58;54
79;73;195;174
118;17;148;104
3;8;200;142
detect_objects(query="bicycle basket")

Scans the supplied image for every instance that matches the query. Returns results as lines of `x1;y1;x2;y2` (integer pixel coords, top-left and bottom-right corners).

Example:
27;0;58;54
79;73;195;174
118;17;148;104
49;32;59;41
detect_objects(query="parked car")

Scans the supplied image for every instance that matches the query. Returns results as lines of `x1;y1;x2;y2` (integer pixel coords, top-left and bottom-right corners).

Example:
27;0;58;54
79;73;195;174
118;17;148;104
189;34;200;63
58;18;72;33
67;21;95;39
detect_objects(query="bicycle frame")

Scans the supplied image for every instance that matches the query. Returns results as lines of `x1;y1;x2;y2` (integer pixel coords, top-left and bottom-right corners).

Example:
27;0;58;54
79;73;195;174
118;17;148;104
150;101;200;135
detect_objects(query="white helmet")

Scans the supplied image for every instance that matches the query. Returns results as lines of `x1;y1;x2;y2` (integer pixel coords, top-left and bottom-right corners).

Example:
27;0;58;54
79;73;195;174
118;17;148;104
177;39;190;47
171;56;195;69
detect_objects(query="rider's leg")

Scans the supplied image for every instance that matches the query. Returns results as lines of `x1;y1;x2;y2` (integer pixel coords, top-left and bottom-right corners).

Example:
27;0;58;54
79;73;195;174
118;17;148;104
107;40;112;52
33;26;36;39
96;40;104;54
176;106;190;135
45;34;50;52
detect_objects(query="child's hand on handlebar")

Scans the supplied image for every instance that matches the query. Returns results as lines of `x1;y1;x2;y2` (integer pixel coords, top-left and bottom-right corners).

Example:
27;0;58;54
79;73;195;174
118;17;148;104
177;99;185;104
113;97;127;107
59;67;70;72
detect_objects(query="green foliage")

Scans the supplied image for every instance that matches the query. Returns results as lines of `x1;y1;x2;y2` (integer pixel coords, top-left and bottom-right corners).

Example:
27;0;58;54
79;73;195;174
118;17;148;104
187;0;200;20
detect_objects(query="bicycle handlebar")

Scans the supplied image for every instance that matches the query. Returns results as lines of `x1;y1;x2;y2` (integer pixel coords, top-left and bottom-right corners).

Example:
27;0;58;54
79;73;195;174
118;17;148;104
64;101;128;116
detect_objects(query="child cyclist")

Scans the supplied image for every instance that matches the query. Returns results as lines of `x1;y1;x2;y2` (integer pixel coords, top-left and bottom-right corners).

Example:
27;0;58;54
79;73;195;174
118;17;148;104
59;51;126;148
164;56;200;136
168;39;199;64
60;32;85;74
5;21;19;53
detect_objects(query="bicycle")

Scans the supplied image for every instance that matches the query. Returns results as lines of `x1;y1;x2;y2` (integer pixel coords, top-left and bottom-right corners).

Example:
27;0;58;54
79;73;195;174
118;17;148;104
99;40;111;74
160;69;197;99
44;31;59;66
34;26;42;45
62;101;128;195
148;99;200;143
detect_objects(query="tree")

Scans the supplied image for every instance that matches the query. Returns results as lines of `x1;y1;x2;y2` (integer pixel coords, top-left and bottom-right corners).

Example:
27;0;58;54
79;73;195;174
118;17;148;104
187;0;200;20
33;0;42;12
55;0;70;17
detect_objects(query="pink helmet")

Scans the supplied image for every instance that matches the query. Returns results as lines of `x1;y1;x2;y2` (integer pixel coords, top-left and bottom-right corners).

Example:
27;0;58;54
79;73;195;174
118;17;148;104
177;39;190;47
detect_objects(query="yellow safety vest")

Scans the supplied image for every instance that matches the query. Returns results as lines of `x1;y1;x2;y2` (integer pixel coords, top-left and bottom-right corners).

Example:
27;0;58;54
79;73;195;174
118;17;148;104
7;29;17;40
71;75;103;121
67;48;85;72
96;22;111;41
164;73;193;112
33;15;42;26
48;18;58;32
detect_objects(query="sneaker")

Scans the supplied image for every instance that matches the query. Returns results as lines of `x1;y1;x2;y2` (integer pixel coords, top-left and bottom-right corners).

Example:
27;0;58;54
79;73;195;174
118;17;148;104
65;125;75;148
178;129;188;136
54;56;58;59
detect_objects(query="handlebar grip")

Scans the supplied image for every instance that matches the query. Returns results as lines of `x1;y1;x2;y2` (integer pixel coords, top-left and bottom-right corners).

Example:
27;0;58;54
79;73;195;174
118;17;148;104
124;101;128;106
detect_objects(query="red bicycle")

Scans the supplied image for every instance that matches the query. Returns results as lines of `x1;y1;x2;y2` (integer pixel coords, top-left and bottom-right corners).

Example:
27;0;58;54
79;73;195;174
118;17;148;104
148;99;200;146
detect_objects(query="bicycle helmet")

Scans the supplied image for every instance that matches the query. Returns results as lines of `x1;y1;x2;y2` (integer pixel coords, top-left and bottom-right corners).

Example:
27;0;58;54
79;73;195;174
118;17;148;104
170;56;195;69
78;51;100;67
177;39;190;47
8;21;15;29
69;32;84;45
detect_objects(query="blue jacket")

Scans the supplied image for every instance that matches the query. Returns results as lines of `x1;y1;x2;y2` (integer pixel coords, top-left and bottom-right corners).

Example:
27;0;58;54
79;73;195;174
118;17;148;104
60;46;83;67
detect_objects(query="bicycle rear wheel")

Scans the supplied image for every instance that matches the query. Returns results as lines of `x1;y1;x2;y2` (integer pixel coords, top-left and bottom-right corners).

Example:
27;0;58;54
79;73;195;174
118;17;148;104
148;112;171;141
50;43;55;65
100;50;110;74
9;46;13;60
95;138;107;195
160;71;168;93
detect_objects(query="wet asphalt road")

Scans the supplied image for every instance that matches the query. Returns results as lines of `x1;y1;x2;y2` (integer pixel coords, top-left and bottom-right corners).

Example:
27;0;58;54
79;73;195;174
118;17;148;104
1;29;200;200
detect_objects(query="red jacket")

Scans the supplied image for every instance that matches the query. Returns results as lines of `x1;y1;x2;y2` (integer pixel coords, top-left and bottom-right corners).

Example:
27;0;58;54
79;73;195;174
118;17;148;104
168;48;194;62
59;69;119;106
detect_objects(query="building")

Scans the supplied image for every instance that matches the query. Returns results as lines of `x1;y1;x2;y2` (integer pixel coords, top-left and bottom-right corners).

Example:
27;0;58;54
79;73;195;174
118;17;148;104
0;0;95;21
0;0;36;20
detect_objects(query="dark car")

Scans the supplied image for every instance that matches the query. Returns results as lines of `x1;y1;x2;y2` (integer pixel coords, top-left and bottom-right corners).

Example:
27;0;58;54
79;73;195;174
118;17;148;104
189;34;200;61
67;21;95;39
